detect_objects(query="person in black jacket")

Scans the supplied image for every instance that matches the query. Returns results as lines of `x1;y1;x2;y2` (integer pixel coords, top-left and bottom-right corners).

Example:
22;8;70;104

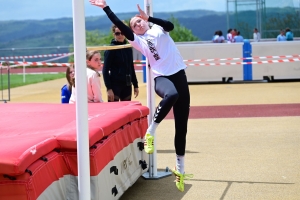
103;23;139;102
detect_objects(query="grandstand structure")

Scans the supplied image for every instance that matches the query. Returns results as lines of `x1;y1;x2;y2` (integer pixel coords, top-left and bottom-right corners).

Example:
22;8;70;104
226;0;300;39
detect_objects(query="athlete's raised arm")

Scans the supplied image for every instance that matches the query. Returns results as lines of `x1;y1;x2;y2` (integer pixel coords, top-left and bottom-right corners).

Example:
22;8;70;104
136;4;174;32
89;0;134;41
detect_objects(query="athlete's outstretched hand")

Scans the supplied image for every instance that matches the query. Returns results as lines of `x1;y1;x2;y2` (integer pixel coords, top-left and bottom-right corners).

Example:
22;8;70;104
136;4;149;21
89;0;107;9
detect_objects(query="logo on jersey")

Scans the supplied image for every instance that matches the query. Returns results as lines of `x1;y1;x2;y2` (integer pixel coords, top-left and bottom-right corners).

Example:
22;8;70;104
146;39;160;61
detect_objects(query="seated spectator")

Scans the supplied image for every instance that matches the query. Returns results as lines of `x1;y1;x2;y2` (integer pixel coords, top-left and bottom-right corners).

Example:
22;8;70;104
214;30;225;43
212;31;219;43
277;29;286;41
285;28;294;41
234;31;244;43
61;64;75;103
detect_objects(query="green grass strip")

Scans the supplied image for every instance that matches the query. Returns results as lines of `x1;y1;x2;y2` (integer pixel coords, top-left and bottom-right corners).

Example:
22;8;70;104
0;73;65;90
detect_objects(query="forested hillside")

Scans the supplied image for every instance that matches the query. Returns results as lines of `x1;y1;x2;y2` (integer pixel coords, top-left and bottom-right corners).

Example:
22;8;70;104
0;9;227;50
0;7;298;52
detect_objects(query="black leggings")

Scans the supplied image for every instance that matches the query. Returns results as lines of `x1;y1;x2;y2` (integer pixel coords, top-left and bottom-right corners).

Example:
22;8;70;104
154;69;190;156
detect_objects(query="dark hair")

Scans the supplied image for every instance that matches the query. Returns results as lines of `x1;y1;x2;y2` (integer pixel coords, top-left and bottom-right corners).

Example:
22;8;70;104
227;28;232;33
111;21;128;33
66;64;75;91
218;30;223;36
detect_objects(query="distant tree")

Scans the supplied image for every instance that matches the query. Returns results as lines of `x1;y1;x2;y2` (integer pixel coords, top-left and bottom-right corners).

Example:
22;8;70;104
168;16;199;42
265;12;300;38
86;30;113;46
68;30;113;62
237;21;252;39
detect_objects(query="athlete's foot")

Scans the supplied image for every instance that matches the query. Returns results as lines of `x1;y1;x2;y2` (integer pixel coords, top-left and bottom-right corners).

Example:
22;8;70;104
144;133;154;154
171;167;193;192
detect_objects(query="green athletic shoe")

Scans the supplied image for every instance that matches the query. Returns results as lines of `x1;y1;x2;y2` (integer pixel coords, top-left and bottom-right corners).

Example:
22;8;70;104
171;168;193;192
144;133;154;154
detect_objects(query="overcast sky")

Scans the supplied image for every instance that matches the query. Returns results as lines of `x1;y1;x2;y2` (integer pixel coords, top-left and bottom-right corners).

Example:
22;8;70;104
1;0;299;21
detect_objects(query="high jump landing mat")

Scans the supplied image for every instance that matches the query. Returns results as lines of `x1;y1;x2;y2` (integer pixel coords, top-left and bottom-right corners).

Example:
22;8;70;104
0;102;149;200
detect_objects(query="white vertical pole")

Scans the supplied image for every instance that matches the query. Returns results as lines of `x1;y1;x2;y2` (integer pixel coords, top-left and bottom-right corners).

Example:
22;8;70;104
23;58;25;83
226;0;229;31
144;0;157;178
72;0;90;199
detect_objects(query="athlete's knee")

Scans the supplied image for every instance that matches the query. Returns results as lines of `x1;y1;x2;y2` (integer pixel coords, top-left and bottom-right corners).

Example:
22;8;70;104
165;91;179;104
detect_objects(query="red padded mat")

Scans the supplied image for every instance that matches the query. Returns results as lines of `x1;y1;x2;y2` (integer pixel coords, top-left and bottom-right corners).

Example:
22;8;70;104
0;102;149;175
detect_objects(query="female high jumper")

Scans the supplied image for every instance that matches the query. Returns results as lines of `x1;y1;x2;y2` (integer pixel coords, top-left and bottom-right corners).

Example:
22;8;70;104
89;0;192;192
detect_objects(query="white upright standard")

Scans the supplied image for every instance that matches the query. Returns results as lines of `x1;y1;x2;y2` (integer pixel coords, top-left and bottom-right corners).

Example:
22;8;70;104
142;0;172;179
72;0;91;199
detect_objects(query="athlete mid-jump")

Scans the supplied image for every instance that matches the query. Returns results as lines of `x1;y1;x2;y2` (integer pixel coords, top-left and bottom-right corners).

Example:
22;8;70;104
89;0;192;192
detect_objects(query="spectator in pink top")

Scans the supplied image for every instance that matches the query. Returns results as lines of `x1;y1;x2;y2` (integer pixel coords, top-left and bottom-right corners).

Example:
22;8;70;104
69;50;104;103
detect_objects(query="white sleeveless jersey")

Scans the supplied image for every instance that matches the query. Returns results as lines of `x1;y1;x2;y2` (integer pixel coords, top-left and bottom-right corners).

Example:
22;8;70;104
129;24;186;78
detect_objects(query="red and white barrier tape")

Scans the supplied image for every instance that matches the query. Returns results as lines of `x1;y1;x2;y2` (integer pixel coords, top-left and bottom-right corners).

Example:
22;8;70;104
0;52;146;62
2;57;299;68
183;54;300;62
1;61;146;68
2;52;299;63
5;61;71;67
186;58;300;66
0;53;72;60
